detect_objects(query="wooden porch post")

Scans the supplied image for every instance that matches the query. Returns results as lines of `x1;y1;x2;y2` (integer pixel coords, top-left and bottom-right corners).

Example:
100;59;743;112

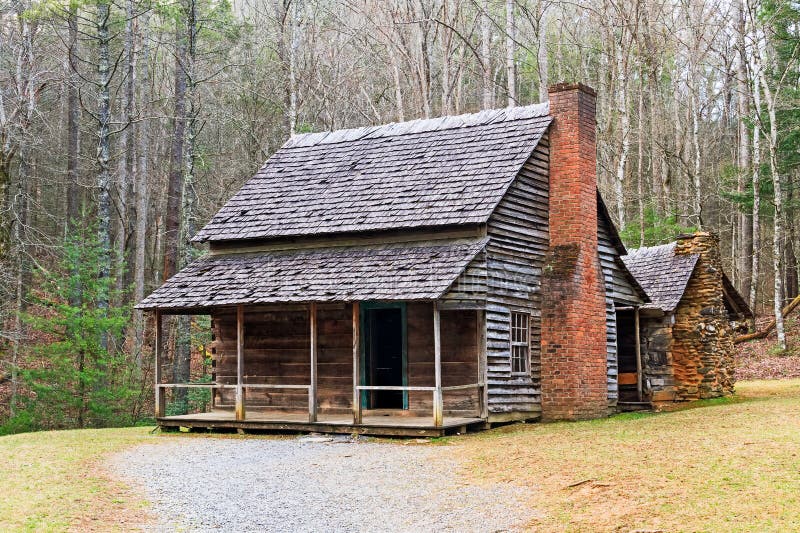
433;301;443;428
235;305;246;421
154;309;165;418
352;302;362;424
477;308;488;419
309;303;318;423
635;306;643;402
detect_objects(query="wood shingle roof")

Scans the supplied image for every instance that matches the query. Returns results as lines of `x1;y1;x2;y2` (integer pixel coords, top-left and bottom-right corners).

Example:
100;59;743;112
621;242;699;312
136;238;488;310
192;104;551;243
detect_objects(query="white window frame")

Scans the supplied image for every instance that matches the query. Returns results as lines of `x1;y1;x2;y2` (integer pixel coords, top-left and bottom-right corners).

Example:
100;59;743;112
510;312;531;375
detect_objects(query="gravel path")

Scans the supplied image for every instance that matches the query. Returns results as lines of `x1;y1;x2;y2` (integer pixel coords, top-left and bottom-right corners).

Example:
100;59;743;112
110;435;535;532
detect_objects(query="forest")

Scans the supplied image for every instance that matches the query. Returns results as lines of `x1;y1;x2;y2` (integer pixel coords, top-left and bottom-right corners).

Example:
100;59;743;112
0;0;798;431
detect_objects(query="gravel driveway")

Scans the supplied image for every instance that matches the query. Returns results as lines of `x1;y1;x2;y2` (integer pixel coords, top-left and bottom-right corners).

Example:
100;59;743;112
110;435;535;532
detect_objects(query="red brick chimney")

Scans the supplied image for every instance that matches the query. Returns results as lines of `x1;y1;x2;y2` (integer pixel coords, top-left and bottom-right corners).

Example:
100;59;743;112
540;83;608;421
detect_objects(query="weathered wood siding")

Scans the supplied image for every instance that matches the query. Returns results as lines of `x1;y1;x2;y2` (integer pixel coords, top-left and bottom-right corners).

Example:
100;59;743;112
407;303;480;414
211;303;478;415
639;311;676;401
211;305;352;411
597;208;645;406
441;248;487;308
597;210;644;306
484;136;549;418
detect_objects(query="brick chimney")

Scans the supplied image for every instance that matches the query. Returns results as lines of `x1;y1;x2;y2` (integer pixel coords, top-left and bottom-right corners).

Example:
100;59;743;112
540;83;608;421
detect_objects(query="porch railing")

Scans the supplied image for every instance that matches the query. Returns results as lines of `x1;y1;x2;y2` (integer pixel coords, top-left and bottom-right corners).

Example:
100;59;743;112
155;383;314;422
356;382;485;427
157;382;484;428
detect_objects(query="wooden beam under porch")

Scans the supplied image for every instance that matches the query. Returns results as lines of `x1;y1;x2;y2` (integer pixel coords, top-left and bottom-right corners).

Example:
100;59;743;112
157;411;485;438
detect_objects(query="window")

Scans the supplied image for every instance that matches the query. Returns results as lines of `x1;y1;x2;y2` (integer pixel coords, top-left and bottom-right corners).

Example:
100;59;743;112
510;312;530;375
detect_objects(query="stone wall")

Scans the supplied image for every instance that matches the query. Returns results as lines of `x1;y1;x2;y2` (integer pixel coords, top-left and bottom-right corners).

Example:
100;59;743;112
671;232;736;399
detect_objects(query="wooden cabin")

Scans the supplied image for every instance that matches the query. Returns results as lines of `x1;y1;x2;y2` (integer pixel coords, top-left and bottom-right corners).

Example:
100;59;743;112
621;232;752;404
138;83;651;436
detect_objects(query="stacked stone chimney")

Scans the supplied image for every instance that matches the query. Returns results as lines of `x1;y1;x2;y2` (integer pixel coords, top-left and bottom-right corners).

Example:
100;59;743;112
672;232;736;399
540;83;609;420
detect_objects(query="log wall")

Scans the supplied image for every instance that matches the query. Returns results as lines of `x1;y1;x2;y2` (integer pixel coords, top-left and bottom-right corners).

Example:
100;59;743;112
210;303;479;415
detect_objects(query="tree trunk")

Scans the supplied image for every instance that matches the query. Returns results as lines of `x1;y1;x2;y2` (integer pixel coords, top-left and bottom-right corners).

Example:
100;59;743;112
785;184;798;301
637;80;645;247
174;0;200;412
388;45;405;121
750;72;761;321
757;59;786;349
164;14;187;284
537;4;548;103
96;2;112;350
440;0;453;115
165;1;191;412
10;147;28;418
288;0;300;133
66;5;80;232
690;86;702;227
649;66;664;217
418;11;433;118
505;0;516;106
614;34;629;228
736;0;753;299
481;0;493;109
133;11;152;369
115;0;137;305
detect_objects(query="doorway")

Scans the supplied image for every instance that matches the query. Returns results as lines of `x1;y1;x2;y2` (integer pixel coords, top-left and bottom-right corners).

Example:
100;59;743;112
616;309;641;402
362;304;407;409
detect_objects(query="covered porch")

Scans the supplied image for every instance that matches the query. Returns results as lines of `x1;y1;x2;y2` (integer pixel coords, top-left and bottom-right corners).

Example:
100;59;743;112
153;300;488;437
139;236;490;436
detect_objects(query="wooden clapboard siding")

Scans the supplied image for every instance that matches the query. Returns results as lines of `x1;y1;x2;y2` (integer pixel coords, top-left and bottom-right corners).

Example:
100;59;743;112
440;248;487;307
604;297;619;405
483;136;549;416
211;303;478;415
597;208;643;306
597;207;646;407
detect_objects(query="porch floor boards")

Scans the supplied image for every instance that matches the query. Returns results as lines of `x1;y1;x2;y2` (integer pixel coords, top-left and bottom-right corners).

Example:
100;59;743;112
158;410;486;437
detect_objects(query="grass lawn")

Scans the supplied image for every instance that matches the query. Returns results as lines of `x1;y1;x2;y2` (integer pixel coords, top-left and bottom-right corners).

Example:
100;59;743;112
1;380;798;532
455;379;800;532
0;426;160;531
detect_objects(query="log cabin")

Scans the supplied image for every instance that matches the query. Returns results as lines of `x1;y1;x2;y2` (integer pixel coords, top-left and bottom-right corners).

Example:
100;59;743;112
621;233;752;405
138;83;742;436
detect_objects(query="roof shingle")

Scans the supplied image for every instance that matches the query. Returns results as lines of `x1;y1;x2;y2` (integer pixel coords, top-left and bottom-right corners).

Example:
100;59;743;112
621;242;699;312
192;104;551;243
137;238;487;310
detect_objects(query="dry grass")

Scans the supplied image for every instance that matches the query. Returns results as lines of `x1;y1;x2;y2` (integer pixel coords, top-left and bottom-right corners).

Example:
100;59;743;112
2;380;799;532
0;426;159;532
453;379;800;532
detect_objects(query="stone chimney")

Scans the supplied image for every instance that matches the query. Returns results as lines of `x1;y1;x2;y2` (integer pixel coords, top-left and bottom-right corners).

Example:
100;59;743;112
540;83;609;421
672;232;735;398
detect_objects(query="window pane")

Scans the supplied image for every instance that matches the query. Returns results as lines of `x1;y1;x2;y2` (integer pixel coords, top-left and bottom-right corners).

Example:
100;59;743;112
510;312;530;374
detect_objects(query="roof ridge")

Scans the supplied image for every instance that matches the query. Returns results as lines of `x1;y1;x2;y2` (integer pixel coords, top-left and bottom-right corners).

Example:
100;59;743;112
624;241;677;257
283;102;550;149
